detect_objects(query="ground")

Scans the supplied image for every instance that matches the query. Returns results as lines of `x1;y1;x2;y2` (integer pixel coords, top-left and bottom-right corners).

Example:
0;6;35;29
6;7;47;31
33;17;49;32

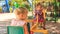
0;21;60;34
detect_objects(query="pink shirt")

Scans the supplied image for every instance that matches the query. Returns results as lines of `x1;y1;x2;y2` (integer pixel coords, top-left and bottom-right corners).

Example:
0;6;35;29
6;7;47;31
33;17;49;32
11;19;26;26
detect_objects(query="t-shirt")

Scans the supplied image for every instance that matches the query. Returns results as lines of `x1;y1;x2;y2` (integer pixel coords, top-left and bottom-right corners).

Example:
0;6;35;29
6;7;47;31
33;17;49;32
11;19;26;26
11;19;30;34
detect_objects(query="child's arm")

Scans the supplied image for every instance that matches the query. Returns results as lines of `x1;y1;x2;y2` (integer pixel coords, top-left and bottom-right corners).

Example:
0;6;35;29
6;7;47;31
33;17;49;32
24;24;29;34
42;9;46;19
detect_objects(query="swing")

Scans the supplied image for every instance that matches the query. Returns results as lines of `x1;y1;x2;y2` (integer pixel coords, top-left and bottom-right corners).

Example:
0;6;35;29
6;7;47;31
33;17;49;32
7;26;24;34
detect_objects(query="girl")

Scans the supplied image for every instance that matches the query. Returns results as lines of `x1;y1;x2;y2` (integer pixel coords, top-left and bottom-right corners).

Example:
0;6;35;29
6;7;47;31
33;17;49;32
11;7;29;34
33;3;46;29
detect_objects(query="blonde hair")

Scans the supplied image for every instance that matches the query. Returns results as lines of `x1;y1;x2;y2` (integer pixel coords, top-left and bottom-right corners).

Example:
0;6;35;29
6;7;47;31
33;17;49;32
14;7;28;15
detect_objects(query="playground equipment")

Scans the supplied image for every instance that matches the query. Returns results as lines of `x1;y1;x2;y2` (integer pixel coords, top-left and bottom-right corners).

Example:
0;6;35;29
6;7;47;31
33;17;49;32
7;26;24;34
5;0;10;13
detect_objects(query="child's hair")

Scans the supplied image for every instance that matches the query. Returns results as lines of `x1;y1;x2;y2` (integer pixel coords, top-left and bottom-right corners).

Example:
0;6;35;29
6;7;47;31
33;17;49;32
14;7;28;15
35;3;42;7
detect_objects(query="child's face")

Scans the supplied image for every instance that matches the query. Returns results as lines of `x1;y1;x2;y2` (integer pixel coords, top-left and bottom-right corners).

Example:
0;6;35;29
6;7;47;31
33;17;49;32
36;5;42;10
16;12;27;20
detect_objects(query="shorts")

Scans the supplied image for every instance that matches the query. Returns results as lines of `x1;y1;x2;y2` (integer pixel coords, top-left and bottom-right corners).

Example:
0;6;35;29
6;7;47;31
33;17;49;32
33;18;44;23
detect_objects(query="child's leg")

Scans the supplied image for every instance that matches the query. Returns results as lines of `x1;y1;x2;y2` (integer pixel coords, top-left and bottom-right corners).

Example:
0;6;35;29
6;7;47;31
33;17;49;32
36;23;40;29
38;22;40;26
41;22;43;27
38;22;42;29
40;22;46;29
42;22;46;29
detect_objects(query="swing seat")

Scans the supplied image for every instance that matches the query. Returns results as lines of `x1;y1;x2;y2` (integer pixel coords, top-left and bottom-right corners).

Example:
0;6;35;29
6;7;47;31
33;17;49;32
7;26;24;34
